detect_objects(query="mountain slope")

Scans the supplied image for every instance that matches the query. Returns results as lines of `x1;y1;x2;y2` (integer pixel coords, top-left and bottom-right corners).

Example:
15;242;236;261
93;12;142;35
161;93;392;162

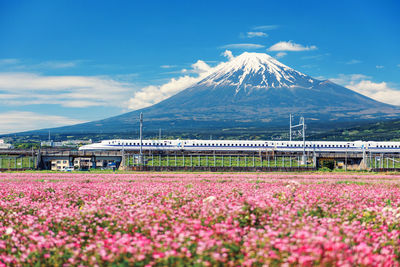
26;52;400;134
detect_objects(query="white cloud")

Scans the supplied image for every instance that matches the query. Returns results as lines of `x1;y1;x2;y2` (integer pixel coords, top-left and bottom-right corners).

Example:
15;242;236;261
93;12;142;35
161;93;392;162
220;43;265;49
191;60;212;73
330;74;400;106
0;59;82;70
376;65;384;69
33;61;79;69
0;111;85;134
268;41;317;52
0;72;136;108
253;25;278;30
221;50;234;60
346;59;362;65
0;58;19;66
128;60;214;110
128;76;200;110
275;52;287;59
160;65;176;69
246;32;268;38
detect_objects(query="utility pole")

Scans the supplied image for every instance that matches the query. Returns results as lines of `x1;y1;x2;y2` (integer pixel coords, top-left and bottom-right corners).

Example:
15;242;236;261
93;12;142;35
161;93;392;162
290;115;306;164
302;117;305;161
159;128;161;140
139;112;143;164
289;114;292;141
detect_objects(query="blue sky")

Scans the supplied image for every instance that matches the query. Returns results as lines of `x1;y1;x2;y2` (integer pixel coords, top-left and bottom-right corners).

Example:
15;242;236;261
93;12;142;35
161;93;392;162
0;0;399;133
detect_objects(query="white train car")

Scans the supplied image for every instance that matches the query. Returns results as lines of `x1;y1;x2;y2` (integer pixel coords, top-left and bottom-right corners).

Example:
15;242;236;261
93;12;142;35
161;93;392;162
79;139;400;154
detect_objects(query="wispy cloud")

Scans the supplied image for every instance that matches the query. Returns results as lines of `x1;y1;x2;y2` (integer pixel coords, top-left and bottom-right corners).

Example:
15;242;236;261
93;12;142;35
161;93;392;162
0;59;83;71
160;65;177;69
0;58;20;66
346;59;362;65
128;60;215;110
0;111;85;134
376;65;384;69
252;25;278;30
301;54;329;61
275;52;287;59
220;43;265;49
0;72;137;108
33;61;80;69
246;32;268;38
330;74;400;106
268;41;317;52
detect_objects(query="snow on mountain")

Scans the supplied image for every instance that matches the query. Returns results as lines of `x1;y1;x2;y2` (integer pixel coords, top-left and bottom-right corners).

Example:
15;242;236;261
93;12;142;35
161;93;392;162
199;52;316;93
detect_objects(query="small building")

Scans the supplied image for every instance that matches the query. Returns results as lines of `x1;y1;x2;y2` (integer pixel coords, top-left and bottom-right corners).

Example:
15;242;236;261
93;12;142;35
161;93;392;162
0;139;12;149
51;159;71;171
73;157;108;170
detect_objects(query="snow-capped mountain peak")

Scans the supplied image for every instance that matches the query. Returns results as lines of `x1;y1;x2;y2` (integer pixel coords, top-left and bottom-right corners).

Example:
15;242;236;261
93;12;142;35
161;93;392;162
199;52;315;91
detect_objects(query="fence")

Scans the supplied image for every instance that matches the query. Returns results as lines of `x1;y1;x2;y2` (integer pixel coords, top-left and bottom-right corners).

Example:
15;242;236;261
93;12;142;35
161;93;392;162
123;153;316;169
0;156;37;170
366;153;400;169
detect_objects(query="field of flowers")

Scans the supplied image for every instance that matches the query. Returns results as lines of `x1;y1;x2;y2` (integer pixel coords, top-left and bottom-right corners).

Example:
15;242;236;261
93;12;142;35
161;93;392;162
1;172;400;266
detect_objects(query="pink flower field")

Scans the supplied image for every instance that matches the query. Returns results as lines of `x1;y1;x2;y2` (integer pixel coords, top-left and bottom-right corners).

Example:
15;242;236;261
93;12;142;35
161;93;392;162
1;172;400;266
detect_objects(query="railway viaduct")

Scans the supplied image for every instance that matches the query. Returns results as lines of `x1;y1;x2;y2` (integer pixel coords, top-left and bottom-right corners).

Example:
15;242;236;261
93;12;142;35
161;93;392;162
1;148;399;172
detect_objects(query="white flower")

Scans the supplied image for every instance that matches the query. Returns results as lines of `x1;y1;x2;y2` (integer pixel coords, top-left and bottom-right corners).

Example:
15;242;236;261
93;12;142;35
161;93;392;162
203;196;216;203
5;227;13;235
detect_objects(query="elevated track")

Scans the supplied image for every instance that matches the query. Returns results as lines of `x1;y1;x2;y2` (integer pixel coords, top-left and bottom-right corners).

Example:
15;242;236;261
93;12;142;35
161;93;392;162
0;148;399;171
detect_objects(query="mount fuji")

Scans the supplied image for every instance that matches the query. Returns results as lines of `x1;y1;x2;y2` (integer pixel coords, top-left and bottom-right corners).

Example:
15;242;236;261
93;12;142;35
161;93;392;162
33;52;400;134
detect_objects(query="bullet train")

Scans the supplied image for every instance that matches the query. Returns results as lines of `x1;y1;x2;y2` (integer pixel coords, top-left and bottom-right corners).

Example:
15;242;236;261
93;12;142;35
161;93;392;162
79;139;400;153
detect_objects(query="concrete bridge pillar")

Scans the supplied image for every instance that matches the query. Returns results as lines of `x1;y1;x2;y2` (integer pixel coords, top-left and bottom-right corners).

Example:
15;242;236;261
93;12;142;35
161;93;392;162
91;156;96;169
